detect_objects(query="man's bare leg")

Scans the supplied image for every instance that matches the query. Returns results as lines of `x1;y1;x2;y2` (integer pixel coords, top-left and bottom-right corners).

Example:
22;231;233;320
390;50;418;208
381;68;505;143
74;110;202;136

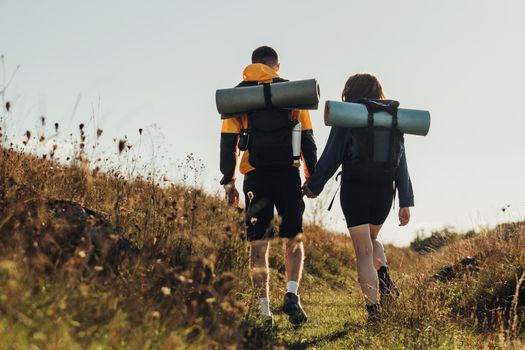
250;239;271;316
285;235;305;290
283;235;308;324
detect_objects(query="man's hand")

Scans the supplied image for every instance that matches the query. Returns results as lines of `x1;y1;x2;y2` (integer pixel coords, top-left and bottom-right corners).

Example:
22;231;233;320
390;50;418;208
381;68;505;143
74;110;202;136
398;207;410;226
224;183;239;207
302;183;317;199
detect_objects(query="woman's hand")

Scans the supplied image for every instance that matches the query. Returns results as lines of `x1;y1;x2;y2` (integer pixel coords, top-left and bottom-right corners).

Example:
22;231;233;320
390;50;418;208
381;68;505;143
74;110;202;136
302;183;317;199
398;207;410;226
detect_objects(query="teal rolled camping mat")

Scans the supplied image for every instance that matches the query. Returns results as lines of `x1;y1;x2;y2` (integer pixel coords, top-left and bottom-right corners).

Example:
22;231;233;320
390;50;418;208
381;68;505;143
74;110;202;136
324;100;430;136
216;79;320;119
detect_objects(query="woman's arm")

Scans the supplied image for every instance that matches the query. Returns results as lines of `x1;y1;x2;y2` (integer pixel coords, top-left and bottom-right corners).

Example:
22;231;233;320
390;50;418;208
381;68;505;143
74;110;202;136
306;127;349;196
395;145;415;207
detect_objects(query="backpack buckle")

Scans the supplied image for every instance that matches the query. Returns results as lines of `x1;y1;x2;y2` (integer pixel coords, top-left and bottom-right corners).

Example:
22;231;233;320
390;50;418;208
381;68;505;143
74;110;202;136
367;113;374;127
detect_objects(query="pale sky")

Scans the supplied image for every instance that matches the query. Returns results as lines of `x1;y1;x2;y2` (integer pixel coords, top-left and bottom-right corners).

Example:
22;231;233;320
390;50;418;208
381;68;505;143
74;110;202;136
2;0;524;246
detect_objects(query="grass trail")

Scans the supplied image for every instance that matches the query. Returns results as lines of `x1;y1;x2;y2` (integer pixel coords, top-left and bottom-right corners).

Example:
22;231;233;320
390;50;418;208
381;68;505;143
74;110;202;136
257;270;498;349
275;286;362;349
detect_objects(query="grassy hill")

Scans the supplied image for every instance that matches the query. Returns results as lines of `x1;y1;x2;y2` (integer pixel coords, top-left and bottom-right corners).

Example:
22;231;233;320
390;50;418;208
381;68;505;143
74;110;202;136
0;147;524;349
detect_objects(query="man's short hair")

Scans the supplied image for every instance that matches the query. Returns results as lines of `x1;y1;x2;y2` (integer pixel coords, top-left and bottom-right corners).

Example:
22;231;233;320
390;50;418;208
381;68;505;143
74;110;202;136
251;46;278;67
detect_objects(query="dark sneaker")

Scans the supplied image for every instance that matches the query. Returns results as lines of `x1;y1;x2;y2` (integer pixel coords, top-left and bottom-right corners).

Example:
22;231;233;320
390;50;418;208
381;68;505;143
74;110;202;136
378;266;400;302
366;303;382;324
282;293;308;325
262;314;274;329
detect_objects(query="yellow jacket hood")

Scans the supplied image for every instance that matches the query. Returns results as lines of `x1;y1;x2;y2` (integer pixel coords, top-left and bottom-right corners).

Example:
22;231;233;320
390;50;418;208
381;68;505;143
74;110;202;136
242;63;279;83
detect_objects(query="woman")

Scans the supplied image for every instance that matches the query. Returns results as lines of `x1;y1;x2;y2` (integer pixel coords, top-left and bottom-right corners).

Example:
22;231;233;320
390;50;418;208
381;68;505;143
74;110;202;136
303;73;414;322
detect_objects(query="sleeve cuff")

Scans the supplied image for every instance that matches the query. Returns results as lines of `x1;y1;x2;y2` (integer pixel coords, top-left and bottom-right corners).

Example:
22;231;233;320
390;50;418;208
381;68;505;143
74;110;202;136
399;197;414;208
220;177;235;186
307;178;323;196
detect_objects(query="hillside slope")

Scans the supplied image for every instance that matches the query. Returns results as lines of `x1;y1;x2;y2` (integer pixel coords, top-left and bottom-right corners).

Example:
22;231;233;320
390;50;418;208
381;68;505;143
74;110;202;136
0;148;524;349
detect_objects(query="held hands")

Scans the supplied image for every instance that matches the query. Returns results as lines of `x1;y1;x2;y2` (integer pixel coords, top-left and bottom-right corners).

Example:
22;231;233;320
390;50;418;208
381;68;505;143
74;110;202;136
398;207;410;226
224;182;239;207
302;182;317;199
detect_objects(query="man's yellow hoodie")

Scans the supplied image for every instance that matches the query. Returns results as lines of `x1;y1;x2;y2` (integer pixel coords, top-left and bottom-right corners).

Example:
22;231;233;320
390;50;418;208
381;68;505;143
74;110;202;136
219;63;317;185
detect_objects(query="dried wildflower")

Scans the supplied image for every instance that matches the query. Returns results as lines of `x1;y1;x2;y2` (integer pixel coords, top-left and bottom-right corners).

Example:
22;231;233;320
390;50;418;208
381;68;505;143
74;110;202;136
54;123;59;132
118;139;126;153
25;130;31;139
250;217;258;225
176;275;187;283
247;191;254;201
96;128;103;138
69;320;81;328
5;101;10;112
161;287;171;296
79;123;84;131
139;128;143;135
39;136;45;142
40;116;46;126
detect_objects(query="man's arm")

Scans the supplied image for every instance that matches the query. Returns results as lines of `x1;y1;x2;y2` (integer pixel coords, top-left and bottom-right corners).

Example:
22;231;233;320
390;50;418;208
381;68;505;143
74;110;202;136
296;110;317;178
220;117;243;206
219;117;243;185
220;132;239;185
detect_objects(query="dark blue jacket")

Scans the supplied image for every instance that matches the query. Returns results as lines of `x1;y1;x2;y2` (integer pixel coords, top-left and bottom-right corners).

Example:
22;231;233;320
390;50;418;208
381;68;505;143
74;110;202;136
307;127;414;207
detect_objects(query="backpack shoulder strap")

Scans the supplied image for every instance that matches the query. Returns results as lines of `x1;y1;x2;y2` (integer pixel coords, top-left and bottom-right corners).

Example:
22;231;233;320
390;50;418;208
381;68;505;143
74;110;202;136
367;110;374;162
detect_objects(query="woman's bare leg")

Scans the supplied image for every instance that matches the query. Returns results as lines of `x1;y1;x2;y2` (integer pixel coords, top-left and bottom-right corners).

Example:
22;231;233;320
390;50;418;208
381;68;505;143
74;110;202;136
348;224;378;305
370;224;387;270
370;224;400;299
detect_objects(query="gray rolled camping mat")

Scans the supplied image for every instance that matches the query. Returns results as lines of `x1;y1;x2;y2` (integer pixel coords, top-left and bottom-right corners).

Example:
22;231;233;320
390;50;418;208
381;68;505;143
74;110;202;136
324;100;431;136
216;79;320;119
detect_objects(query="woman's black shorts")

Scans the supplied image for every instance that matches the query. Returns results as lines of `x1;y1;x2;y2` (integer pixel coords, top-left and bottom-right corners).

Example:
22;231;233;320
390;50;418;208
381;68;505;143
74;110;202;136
243;167;304;241
340;180;394;228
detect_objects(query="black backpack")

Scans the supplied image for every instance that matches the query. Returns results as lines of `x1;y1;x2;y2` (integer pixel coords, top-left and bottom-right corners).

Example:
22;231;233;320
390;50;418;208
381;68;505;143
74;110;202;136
236;78;298;170
342;98;404;184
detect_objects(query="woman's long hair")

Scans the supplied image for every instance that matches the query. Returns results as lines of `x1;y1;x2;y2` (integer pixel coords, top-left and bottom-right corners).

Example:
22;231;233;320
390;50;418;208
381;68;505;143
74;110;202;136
341;73;385;101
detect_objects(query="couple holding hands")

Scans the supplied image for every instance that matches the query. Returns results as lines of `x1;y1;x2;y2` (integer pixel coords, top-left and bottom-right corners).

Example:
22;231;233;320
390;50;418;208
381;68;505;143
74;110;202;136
219;46;414;326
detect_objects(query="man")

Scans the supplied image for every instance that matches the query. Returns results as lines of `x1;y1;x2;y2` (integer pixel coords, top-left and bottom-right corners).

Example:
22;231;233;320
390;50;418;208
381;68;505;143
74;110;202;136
219;46;317;326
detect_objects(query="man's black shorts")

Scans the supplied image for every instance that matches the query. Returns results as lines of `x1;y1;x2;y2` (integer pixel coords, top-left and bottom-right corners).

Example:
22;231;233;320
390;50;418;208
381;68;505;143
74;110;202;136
340;180;394;228
243;167;305;241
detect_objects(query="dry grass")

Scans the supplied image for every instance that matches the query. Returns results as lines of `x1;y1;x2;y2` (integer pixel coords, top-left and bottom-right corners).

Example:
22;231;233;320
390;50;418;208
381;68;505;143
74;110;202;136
0;146;251;349
0;135;524;349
